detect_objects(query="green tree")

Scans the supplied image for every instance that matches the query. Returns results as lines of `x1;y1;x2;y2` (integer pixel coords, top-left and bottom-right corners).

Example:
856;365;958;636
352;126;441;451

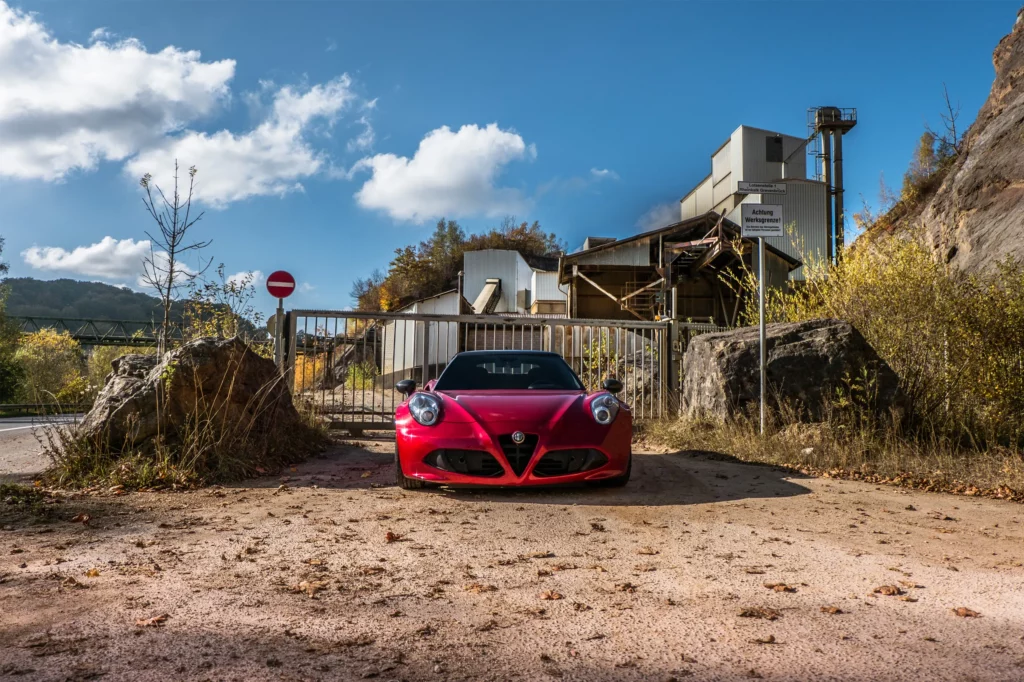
14;329;84;404
0;237;23;402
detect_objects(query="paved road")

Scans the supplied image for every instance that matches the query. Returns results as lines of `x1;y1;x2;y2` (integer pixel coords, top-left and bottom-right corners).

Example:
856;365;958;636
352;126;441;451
0;414;80;483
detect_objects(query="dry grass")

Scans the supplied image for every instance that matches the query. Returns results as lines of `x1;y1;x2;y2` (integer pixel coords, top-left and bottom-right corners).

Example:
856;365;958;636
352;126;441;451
42;354;329;490
644;406;1024;501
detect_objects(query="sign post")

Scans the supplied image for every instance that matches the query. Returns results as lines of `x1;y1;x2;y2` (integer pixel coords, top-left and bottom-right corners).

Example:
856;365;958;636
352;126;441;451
266;270;296;370
741;203;785;435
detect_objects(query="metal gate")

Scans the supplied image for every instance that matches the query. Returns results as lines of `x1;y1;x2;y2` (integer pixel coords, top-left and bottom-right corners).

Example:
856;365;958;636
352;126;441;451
283;310;670;431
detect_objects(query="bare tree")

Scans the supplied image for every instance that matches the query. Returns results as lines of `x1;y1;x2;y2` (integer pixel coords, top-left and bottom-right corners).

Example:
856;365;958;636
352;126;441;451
926;83;963;159
139;161;211;353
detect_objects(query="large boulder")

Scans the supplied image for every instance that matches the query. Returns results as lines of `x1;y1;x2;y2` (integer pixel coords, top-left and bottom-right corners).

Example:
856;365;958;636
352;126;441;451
679;319;904;421
78;337;301;450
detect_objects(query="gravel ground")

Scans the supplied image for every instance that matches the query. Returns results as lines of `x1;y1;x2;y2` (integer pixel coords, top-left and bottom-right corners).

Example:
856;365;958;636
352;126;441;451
2;442;1023;681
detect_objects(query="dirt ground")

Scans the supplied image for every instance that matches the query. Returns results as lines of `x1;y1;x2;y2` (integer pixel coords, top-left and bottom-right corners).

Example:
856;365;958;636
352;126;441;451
2;441;1024;682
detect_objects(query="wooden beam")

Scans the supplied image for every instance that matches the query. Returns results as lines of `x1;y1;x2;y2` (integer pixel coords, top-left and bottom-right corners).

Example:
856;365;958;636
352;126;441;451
575;270;620;305
619;277;665;302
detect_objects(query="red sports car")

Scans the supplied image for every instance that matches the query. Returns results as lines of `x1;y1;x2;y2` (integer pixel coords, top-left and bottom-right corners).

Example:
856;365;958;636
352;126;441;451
394;350;632;489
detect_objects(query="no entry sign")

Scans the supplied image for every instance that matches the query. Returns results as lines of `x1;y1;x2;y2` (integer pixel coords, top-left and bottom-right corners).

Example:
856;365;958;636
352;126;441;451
266;270;296;299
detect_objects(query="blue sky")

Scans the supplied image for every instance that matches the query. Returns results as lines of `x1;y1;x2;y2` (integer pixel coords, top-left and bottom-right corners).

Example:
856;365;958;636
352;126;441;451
0;0;1017;317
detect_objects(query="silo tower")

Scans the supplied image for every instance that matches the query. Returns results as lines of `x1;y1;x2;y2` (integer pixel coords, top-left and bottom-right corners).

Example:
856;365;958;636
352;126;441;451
808;107;857;262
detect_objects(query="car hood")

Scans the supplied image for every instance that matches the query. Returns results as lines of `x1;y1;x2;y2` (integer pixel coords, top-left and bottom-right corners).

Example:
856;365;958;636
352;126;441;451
438;390;584;425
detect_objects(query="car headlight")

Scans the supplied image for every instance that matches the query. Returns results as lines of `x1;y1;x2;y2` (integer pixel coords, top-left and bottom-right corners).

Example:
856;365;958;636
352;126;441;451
590;393;619;425
408;392;441;426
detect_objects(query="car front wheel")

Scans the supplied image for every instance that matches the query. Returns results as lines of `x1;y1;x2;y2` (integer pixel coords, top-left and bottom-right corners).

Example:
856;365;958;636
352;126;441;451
395;443;426;490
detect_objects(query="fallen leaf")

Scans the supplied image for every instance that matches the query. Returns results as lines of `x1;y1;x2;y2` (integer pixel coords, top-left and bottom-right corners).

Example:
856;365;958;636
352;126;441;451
615;582;638;593
763;582;796;593
820;606;843;615
873;585;904;596
636;546;659;556
85;568;100;578
385;531;403;543
750;635;776;645
900;596;919;602
292;580;328;597
739;607;781;621
590;522;606;532
745;568;766;575
360;472;372;479
71;513;90;525
529;551;555;559
463;583;497;593
898;580;923;589
61;576;87;590
952;607;980;618
136;613;169;627
540;590;564;600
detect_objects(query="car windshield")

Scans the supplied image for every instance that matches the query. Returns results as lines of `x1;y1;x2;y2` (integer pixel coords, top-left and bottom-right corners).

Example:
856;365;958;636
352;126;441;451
433;353;584;391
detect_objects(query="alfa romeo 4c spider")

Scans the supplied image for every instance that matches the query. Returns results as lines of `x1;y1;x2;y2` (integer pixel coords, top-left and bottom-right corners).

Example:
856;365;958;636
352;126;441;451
394;350;632;489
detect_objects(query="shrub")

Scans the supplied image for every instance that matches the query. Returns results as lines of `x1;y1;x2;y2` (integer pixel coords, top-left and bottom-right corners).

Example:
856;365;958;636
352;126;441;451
728;230;1024;447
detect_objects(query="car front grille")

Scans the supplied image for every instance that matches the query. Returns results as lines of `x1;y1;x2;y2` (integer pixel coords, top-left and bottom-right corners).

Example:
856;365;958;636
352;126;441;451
497;434;539;476
532;449;609;477
425;450;504;477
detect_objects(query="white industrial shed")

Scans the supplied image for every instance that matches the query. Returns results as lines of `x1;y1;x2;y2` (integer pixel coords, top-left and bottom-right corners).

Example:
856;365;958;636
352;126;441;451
679;125;829;279
381;250;567;379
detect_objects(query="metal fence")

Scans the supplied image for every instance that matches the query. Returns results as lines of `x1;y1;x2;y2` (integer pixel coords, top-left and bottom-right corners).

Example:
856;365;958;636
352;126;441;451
283;310;671;432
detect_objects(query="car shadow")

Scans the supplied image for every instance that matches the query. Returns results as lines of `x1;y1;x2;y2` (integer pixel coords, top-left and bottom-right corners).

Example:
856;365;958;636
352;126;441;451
238;441;812;507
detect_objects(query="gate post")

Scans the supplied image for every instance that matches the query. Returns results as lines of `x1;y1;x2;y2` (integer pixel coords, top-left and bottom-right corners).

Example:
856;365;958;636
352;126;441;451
667;319;679;417
285;311;297;395
544;323;554;352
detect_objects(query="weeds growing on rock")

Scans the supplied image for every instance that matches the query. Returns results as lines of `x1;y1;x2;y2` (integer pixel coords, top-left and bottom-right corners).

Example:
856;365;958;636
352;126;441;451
43;342;328;490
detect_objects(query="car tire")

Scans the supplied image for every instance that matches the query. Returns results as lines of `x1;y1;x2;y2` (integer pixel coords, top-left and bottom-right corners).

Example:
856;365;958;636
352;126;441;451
395;442;426;490
593;454;631;488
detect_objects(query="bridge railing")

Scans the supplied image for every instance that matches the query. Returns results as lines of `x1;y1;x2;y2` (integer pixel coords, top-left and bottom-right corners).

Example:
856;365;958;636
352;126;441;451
11;316;180;347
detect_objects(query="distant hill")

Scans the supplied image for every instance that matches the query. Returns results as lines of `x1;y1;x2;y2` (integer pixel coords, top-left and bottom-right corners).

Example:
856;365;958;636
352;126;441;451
5;278;186;321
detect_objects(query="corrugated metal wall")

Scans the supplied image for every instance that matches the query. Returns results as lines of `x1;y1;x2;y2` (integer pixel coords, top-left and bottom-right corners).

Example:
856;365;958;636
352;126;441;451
464;250;521;313
571;238;651;266
728;180;828;280
532;271;564;302
738;126;808;183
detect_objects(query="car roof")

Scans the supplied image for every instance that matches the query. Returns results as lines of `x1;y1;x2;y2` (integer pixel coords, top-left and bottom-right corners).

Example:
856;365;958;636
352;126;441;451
454;350;559;356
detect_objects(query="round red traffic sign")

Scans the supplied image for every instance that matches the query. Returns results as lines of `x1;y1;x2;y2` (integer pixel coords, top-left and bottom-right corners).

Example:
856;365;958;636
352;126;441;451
266;270;296;299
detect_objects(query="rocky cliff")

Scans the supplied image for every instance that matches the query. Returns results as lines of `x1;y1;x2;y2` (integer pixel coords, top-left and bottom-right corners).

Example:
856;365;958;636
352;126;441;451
916;14;1024;272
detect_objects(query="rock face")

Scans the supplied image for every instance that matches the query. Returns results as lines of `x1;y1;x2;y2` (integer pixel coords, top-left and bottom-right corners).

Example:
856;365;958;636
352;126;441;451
679;319;904;421
919;16;1024;272
78;337;300;450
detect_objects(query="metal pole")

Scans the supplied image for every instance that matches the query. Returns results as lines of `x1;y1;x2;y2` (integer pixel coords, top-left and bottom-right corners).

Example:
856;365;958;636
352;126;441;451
274;297;284;370
758;237;766;435
833;130;846;258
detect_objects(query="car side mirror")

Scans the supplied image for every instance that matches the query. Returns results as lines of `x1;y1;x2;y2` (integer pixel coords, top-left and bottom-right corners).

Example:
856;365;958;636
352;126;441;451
396;379;416;395
603;378;623;394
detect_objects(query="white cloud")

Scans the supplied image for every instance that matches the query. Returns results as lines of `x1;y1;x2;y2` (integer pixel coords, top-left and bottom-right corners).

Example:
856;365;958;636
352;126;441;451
347;115;375;153
325;39;337;53
21;235;200;289
227;269;264;287
0;1;235;181
124;76;358;207
635;202;680;232
351;123;535;223
299;282;315;293
88;27;114;43
537;166;619;197
590;168;619;181
22;236;152;279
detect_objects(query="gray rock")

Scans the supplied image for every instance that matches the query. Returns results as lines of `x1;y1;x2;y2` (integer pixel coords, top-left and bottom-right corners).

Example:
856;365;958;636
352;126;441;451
78;337;300;451
679;319;904;421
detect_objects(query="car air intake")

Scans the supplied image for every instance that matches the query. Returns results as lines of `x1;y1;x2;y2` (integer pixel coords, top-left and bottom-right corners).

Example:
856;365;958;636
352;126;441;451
532;449;608;477
497;434;539;476
424;450;504;477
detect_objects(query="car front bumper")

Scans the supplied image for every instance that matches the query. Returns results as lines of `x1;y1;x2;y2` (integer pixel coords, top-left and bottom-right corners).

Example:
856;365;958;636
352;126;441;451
396;412;632;486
